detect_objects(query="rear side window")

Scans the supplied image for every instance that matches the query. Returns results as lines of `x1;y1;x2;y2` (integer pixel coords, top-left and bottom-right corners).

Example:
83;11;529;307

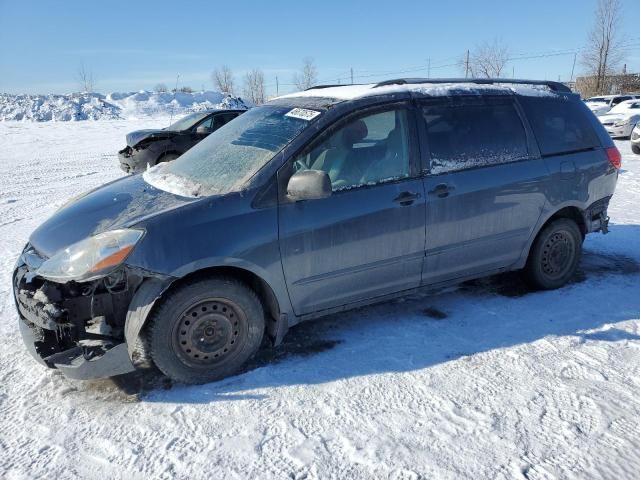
421;99;529;174
519;97;600;157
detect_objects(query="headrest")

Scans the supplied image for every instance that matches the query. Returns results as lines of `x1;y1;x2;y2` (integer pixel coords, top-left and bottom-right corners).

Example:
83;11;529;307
341;119;368;146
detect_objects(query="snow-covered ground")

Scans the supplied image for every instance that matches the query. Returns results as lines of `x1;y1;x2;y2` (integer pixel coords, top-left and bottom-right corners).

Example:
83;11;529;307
0;120;639;479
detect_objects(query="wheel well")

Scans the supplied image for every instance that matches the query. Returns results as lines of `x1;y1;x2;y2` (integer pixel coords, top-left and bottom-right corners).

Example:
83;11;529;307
156;150;180;163
546;207;586;237
160;266;281;340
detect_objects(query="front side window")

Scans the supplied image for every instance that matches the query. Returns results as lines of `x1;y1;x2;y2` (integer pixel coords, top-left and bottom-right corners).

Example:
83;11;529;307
144;105;317;197
293;109;411;191
195;116;214;131
421;100;529;174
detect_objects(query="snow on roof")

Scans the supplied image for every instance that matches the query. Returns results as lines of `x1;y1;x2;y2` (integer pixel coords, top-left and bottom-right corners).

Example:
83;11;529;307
277;81;558;102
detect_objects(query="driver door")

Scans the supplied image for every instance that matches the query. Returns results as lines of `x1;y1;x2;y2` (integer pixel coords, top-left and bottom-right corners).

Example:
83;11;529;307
278;105;426;316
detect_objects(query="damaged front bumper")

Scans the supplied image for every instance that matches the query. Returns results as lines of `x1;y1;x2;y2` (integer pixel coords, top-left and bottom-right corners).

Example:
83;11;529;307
13;246;169;380
118;145;157;174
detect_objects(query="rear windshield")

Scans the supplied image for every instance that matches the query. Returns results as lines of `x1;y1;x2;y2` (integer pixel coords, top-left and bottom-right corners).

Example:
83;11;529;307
519;97;601;157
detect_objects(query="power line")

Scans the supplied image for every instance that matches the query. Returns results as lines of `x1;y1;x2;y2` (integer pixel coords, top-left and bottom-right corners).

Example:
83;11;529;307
263;41;640;94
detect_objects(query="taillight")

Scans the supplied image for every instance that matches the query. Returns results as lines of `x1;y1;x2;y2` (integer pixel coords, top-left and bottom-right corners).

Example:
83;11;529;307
606;146;622;170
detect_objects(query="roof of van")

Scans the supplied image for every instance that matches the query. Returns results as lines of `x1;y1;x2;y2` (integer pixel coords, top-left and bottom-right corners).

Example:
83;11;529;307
276;78;571;103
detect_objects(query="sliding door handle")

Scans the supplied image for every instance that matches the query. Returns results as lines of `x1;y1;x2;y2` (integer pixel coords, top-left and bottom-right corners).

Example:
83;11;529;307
393;191;421;206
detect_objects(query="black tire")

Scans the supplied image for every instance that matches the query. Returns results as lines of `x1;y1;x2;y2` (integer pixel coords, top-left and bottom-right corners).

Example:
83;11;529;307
524;218;583;290
147;277;264;384
632;143;640;155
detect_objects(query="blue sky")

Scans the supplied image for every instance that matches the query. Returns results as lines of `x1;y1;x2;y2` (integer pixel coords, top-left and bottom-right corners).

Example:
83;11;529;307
1;0;639;96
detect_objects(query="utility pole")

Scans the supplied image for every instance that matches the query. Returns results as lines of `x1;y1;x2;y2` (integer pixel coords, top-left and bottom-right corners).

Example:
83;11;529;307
512;66;515;79
350;67;354;84
276;76;279;96
427;58;431;78
570;52;577;82
464;49;470;79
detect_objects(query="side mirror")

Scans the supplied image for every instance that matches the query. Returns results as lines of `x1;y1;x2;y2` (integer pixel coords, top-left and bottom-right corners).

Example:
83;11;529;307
196;126;211;134
287;170;332;202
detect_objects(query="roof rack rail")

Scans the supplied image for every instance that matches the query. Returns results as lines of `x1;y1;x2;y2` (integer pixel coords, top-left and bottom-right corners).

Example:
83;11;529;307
304;84;360;91
373;78;573;93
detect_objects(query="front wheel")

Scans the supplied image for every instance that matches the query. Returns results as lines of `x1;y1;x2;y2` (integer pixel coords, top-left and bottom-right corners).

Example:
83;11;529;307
147;277;264;384
632;143;640;155
524;218;583;290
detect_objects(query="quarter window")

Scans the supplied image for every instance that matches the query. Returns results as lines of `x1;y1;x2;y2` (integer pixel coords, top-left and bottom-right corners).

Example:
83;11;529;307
293;109;411;191
519;97;600;157
421;100;529;174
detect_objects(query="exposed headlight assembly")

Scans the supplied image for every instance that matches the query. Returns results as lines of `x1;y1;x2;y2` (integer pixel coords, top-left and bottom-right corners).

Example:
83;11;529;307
36;229;144;283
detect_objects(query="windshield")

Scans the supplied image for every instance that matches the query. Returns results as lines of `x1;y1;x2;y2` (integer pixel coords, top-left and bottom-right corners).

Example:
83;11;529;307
143;105;319;197
166;111;209;131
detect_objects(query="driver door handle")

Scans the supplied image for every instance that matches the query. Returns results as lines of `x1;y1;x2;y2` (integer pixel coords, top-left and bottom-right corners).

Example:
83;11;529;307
393;191;421;206
428;183;455;198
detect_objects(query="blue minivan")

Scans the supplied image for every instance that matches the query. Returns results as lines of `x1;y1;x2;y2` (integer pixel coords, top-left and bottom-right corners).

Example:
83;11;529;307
14;79;620;384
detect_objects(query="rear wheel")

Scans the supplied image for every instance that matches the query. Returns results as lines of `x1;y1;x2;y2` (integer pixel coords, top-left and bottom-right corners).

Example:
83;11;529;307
147;277;264;384
524;218;582;290
632;143;640;155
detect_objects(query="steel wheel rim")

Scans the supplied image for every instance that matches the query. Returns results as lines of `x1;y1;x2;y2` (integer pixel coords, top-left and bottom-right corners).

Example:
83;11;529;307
172;298;244;367
541;230;575;279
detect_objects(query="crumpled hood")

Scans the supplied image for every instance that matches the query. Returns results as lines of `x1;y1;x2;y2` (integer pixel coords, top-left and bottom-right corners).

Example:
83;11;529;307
29;174;199;258
126;129;175;147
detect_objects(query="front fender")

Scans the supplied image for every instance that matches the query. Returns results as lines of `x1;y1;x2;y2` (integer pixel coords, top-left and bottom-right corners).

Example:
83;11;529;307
124;277;174;363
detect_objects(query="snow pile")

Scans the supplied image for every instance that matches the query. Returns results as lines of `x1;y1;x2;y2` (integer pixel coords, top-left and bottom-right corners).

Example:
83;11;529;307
0;92;122;121
0;91;247;122
106;90;248;119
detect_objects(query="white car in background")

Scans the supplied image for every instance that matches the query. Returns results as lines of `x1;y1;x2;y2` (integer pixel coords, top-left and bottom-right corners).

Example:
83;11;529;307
631;124;640;154
585;94;639;116
598;99;640;138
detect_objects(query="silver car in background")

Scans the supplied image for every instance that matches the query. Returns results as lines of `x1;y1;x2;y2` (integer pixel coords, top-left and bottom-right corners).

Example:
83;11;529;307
585;94;639;117
598;99;640;138
631;124;640;154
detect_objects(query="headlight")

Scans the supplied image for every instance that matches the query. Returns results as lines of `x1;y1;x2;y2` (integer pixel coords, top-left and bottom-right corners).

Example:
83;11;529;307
614;119;631;127
36;229;144;283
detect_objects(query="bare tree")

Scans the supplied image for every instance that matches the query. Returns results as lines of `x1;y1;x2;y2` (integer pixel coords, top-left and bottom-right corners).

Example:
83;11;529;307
212;65;235;95
463;40;510;78
154;83;168;93
77;62;95;92
243;69;265;104
293;58;318;91
581;0;625;96
179;86;194;93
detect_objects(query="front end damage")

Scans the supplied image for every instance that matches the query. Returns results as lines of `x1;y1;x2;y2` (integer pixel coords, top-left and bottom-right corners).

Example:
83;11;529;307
13;245;171;380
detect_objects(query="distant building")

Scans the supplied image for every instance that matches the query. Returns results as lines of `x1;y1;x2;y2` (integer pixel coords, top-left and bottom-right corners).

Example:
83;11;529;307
575;73;640;98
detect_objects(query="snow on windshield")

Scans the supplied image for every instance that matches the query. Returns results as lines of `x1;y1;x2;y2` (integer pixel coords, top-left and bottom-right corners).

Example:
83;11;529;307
609;101;640;114
143;105;316;197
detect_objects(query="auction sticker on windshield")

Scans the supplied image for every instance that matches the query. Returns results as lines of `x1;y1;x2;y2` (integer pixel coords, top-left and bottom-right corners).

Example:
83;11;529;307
285;108;321;121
